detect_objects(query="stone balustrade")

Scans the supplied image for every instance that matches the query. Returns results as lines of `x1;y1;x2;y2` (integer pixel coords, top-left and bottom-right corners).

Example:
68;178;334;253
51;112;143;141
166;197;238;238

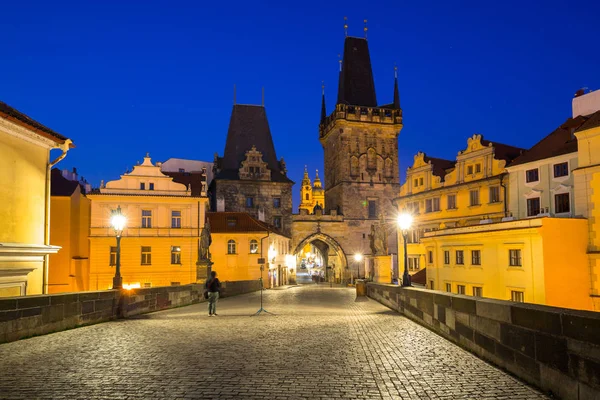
0;280;261;344
367;282;600;400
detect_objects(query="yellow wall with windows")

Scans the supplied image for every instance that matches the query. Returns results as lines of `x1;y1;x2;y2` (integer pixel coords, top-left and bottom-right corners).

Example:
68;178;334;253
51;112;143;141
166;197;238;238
398;135;513;279
422;217;593;310
574;122;600;309
210;232;291;288
89;236;199;290
0;120;70;296
49;189;91;293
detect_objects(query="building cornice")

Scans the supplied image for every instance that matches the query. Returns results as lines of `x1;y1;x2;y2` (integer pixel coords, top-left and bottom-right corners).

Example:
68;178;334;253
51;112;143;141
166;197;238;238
0;117;58;150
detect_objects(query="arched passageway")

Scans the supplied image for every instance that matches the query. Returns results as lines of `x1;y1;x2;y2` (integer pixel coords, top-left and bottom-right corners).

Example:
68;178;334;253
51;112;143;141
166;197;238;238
293;233;348;284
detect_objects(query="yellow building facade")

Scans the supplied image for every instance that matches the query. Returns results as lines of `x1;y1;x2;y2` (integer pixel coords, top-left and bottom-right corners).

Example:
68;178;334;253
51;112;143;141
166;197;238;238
0;102;72;297
397;135;523;275
87;155;209;290
299;167;325;214
48;169;91;293
573;107;600;310
207;212;292;288
421;217;593;310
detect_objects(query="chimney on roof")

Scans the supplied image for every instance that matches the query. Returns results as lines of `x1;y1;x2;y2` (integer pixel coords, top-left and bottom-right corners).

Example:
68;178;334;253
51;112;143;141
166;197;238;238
573;88;600;118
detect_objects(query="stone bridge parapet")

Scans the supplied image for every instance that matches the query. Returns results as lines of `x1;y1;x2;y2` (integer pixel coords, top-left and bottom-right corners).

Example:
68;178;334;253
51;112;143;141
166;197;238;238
367;283;600;400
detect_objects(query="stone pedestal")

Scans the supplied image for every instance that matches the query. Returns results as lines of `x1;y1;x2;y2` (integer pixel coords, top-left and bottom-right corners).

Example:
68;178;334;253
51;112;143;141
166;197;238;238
196;259;213;283
373;255;392;284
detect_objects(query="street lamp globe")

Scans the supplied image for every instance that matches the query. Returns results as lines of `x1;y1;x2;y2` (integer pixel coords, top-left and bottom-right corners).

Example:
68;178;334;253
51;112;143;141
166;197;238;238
111;206;126;234
354;253;363;262
397;213;413;231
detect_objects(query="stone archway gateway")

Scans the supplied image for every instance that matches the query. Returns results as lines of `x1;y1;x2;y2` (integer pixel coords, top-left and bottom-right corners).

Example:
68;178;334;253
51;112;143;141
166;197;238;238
292;232;348;283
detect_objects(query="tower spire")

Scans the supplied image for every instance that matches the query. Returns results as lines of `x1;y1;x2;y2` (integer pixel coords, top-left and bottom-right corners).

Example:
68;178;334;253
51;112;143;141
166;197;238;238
320;81;327;124
344;16;348;37
393;65;400;109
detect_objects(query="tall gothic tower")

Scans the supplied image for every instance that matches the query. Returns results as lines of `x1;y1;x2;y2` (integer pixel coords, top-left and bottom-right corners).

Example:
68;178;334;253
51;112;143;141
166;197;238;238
319;36;403;219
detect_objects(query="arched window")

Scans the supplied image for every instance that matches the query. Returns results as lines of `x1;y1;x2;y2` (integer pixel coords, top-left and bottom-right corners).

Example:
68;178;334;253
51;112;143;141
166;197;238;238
385;158;393;178
350;156;359;177
227;240;236;254
305;193;309;201
250;239;258;254
367;148;377;170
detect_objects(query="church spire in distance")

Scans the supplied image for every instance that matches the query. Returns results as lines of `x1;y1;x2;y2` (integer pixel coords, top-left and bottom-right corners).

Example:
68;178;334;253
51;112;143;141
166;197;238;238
320;82;327;125
393;65;400;109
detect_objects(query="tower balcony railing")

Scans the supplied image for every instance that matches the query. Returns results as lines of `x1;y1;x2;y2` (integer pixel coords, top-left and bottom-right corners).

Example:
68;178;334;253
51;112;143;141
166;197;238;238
319;104;403;137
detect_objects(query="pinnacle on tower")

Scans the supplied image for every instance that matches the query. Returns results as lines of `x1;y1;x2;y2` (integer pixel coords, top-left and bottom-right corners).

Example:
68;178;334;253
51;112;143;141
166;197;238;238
336;36;377;107
393;65;400;110
320;82;327;125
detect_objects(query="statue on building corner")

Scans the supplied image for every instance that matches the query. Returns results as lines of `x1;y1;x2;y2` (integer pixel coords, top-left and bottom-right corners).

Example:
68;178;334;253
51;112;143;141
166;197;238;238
199;219;212;261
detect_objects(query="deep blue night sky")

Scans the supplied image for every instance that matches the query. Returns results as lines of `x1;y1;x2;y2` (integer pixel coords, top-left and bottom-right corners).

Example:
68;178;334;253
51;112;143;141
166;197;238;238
2;1;599;210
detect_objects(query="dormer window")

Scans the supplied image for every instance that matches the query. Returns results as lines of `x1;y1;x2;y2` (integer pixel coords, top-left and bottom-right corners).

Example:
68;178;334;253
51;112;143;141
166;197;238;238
227;218;237;228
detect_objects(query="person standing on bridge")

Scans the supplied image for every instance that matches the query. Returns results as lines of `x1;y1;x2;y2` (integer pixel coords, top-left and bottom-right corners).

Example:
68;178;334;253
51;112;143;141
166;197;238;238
205;271;221;316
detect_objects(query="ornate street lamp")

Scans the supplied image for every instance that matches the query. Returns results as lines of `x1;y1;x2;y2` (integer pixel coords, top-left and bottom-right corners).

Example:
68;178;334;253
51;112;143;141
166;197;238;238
397;213;413;287
110;206;126;290
354;253;363;281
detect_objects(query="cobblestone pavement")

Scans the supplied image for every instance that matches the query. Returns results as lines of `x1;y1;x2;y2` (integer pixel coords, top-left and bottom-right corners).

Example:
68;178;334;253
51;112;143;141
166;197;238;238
0;285;550;400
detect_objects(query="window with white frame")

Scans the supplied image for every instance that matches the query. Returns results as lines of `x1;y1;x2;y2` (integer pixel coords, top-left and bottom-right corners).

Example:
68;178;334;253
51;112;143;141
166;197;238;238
511;290;524;302
475;163;481;173
425;198;440;213
141;210;152;228
456;250;464;265
457;285;466;295
472;286;483;297
555;193;570;214
489;186;500;203
553;162;568;178
527;198;540;216
445;283;452;292
408;257;420;271
469;189;480;206
509;249;522;266
110;246;117;266
526;168;539;183
227;240;237;254
447;194;457;210
149;183;154;190
140;182;145;190
428;251;433;264
444;250;450;265
471;250;481;265
171;246;181;264
171;210;181;228
250;239;259;254
141;246;151;265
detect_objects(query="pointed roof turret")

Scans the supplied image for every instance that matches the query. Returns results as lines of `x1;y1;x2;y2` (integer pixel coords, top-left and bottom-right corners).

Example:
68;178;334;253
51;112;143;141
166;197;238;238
320;83;327;124
393;66;400;109
302;165;311;186
336;36;377;107
313;169;322;189
217;104;292;183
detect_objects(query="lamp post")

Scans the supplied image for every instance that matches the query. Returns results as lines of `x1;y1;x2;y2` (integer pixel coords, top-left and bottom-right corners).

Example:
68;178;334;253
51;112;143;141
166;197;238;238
354;253;363;283
397;213;413;287
110;206;126;290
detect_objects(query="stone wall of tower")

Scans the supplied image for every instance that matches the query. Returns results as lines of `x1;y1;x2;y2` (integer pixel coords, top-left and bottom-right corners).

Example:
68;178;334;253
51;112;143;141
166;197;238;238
322;121;400;218
215;180;293;236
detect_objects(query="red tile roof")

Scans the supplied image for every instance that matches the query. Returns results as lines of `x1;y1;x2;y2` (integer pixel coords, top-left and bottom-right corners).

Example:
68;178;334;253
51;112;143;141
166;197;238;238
207;212;288;237
508;116;587;167
0;101;70;145
411;268;427;286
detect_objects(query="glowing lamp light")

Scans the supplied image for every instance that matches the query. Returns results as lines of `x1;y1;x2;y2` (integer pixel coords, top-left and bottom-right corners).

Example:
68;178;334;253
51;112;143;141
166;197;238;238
110;206;127;233
354;253;363;262
285;254;296;269
268;246;277;261
397;213;413;231
122;283;141;290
